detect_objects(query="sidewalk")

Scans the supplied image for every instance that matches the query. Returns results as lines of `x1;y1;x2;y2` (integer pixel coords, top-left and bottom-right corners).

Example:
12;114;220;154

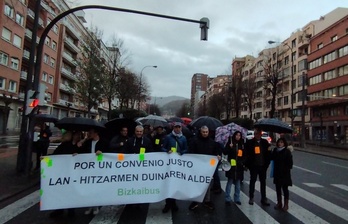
0;143;347;204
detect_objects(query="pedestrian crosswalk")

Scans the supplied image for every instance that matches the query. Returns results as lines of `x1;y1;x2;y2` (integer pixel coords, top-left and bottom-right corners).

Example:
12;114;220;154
1;180;348;224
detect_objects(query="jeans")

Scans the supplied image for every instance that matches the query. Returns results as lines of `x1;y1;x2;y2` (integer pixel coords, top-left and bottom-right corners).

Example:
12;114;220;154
225;178;241;202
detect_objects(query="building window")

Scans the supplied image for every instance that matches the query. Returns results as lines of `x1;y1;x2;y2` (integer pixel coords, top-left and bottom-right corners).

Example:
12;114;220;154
10;57;19;70
0;77;5;89
317;43;323;49
42;72;48;81
331;35;338;42
47;92;52;102
43;54;49;63
291;39;296;48
13;34;22;48
0;52;9;66
4;5;14;18
323;51;336;64
284;56;289;65
324;70;336;81
338;85;348;96
19;0;26;4
338;45;348;57
52;41;57;50
15;13;24;26
338;64;348;77
45;37;50;45
309;58;322;70
2;27;11;42
8;80;16;92
53;24;59;34
50;58;55;67
48;75;54;84
284;96;289;105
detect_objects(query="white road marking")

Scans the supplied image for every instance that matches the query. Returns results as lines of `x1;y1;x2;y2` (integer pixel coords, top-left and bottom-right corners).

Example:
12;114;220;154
331;184;348;192
145;201;172;224
322;161;348;170
251;182;329;224
291;185;348;221
293;165;322;175
89;205;125;224
0;190;40;223
303;183;324;188
221;181;279;224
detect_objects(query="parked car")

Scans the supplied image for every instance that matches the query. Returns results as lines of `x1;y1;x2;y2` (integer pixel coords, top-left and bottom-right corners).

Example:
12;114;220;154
246;130;272;144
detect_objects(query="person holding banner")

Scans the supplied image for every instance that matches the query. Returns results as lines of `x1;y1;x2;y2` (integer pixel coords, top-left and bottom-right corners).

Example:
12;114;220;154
48;130;82;218
271;138;293;212
79;128;109;215
109;127;129;153
244;128;271;206
188;126;221;211
150;125;167;152
161;122;188;213
125;125;153;154
223;131;245;206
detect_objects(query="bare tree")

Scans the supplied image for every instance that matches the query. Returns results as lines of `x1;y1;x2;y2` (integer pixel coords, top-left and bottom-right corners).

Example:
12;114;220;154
231;73;243;118
207;93;225;119
115;70;138;109
75;26;106;118
242;75;257;120
263;58;280;118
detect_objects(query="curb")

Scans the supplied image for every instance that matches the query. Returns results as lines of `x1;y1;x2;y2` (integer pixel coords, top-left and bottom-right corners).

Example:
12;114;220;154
294;147;348;161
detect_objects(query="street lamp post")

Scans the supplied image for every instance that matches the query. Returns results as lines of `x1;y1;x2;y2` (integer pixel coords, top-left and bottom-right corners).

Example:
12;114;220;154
269;40;295;139
138;65;157;112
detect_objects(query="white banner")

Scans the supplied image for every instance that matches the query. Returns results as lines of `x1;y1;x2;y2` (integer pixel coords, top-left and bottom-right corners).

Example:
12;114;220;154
40;152;218;210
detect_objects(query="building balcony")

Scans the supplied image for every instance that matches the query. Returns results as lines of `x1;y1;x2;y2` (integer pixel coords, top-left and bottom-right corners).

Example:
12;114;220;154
62;52;77;67
297;37;309;49
61;67;77;81
18;92;25;100
41;1;57;17
64;37;79;53
23;50;30;60
20;71;27;80
27;8;35;20
63;20;80;39
58;99;74;107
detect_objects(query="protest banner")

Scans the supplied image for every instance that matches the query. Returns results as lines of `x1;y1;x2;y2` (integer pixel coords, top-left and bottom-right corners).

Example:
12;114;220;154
40;152;218;210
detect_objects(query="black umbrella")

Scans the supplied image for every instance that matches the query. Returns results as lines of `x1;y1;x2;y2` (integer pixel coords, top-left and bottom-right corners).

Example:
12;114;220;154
138;115;168;128
32;114;58;124
168;117;184;123
55;117;105;131
188;116;223;131
254;118;293;133
105;118;139;136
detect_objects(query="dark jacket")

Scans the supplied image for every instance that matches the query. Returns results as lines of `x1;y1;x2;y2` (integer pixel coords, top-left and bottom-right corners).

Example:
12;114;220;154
271;147;293;186
108;135;129;153
223;136;245;180
53;141;80;155
244;138;271;169
151;132;167;152
189;135;221;156
162;132;188;154
80;138;109;154
125;136;153;154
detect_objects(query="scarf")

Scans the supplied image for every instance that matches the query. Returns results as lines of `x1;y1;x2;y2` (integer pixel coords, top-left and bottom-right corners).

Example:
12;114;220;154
172;130;183;138
276;147;285;152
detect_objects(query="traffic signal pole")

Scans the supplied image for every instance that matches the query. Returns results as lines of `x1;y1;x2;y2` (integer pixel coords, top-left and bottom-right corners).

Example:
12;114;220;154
17;0;41;174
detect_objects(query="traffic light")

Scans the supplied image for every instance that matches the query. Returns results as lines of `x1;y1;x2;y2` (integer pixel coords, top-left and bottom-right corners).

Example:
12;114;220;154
25;90;38;115
38;83;48;106
200;17;209;41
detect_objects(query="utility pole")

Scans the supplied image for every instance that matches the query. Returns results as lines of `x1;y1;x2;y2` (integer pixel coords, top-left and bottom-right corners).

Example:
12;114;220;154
300;72;306;148
17;0;41;174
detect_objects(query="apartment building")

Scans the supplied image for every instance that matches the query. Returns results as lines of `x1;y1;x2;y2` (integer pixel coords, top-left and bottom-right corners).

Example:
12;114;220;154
191;73;209;118
0;0;110;133
307;11;348;143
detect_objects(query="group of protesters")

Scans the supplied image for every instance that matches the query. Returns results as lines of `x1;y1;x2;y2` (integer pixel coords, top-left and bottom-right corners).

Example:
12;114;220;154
43;118;293;218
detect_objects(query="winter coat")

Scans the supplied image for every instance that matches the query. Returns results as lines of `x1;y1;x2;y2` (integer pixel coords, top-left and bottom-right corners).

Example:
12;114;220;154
80;138;109;154
271;147;293;186
223;137;245;180
108;135;129;153
125;136;153;154
189;135;221;156
162;133;188;154
244;138;271;169
151;132;167;152
53;141;81;155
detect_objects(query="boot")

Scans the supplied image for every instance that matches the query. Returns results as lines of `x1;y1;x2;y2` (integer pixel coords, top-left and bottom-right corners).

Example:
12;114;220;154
282;199;289;212
274;195;282;210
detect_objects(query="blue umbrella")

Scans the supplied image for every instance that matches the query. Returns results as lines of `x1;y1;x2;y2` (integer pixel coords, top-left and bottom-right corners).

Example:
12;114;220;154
254;118;293;133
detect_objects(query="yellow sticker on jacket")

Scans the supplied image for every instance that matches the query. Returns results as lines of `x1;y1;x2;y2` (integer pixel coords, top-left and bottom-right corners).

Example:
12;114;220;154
255;146;260;154
171;147;177;153
238;149;243;157
140;147;146;154
231;159;237;166
155;139;160;145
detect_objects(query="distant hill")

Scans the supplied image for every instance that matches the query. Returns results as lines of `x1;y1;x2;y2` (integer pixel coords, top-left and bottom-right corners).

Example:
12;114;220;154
161;99;190;116
147;96;188;107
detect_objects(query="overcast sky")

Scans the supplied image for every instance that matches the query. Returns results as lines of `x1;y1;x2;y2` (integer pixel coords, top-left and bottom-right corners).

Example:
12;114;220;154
72;0;347;99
